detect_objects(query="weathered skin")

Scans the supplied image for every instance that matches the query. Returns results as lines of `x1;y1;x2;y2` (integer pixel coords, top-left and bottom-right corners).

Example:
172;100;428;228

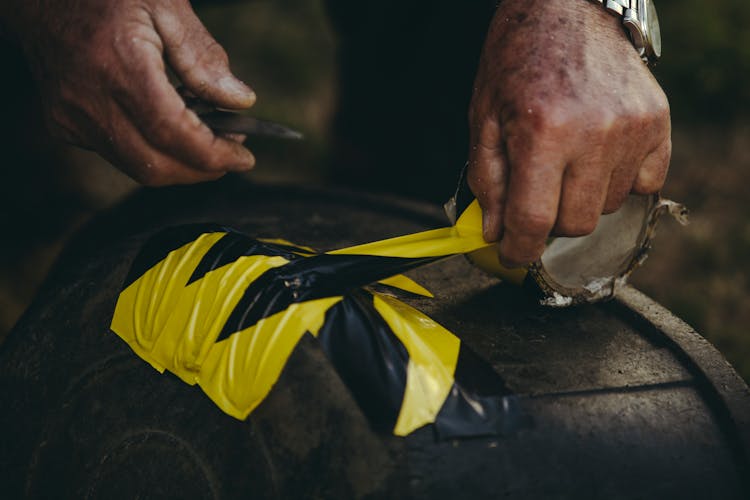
0;0;256;186
468;0;671;267
0;0;670;264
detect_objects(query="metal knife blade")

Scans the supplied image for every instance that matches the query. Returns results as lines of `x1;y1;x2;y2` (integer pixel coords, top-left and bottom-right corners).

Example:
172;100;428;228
199;110;303;140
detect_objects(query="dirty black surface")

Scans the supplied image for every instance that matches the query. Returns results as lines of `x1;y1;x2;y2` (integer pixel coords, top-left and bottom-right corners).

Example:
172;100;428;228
1;178;748;499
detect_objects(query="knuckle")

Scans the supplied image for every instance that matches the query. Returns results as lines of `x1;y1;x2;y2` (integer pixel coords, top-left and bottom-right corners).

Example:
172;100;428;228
631;99;671;133
143;109;187;146
633;172;664;194
196;39;230;70
643;109;669;133
144;116;177;145
626;110;653;132
116;24;160;59
201;149;230;171
195;139;237;172
648;146;672;179
555;215;598;237
653;101;671;123
653;88;671;115
588;109;618;136
604;182;631;212
522;101;572;137
659;135;673;161
180;41;230;86
633;144;671;195
603;194;627;214
528;109;561;136
506;208;555;237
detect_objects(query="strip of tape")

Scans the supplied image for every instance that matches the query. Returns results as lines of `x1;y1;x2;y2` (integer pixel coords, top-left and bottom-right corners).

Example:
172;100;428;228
111;208;522;437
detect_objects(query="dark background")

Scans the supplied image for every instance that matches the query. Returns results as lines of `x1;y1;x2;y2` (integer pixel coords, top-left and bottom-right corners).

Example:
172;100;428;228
0;0;748;380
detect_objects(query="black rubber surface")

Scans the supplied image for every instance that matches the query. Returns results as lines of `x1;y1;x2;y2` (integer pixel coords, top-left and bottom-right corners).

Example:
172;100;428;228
1;178;748;499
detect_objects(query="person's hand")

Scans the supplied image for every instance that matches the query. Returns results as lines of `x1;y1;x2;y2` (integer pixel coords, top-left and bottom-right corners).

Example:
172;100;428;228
4;0;255;185
467;0;671;267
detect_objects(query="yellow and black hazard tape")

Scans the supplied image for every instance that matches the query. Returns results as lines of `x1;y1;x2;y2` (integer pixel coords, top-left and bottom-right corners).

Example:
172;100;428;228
110;201;525;438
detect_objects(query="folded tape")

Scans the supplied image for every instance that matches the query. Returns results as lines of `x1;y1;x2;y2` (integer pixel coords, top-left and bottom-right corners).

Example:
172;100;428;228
110;190;684;436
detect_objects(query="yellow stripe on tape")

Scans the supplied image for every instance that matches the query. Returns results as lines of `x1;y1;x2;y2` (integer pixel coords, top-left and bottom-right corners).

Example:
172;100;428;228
377;275;434;298
111;232;349;420
373;294;460;436
328;200;488;258
112;232;227;371
110;197;518;433
199;296;343;419
112;240;289;379
257;237;317;254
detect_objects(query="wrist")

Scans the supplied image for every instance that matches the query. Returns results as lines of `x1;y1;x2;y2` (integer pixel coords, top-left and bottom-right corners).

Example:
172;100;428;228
569;0;635;43
586;0;661;65
497;0;627;34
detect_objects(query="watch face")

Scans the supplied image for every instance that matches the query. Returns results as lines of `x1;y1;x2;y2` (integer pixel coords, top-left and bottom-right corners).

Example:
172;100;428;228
645;0;662;59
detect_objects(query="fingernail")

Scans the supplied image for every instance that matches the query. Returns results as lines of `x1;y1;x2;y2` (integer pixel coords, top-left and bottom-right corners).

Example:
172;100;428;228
219;76;256;106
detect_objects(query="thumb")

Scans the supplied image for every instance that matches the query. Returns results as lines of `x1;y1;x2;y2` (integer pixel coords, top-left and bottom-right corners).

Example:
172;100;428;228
153;1;255;109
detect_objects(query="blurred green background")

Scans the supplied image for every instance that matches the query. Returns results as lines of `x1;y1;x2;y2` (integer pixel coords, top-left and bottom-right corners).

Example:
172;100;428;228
0;0;748;380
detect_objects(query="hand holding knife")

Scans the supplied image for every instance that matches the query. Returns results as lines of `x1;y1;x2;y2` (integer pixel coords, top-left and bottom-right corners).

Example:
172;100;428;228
183;94;304;141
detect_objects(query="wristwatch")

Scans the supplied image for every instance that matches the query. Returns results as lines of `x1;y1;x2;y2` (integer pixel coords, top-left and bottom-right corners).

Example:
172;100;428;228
590;0;662;66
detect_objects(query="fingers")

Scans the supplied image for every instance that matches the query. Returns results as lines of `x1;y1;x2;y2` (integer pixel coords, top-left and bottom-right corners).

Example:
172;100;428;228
603;160;639;214
553;161;609;236
461;0;672;270
112;42;255;175
633;135;671;194
103;105;226;186
470;117;668;269
153;0;255;110
499;139;565;268
467;118;507;242
28;0;267;190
